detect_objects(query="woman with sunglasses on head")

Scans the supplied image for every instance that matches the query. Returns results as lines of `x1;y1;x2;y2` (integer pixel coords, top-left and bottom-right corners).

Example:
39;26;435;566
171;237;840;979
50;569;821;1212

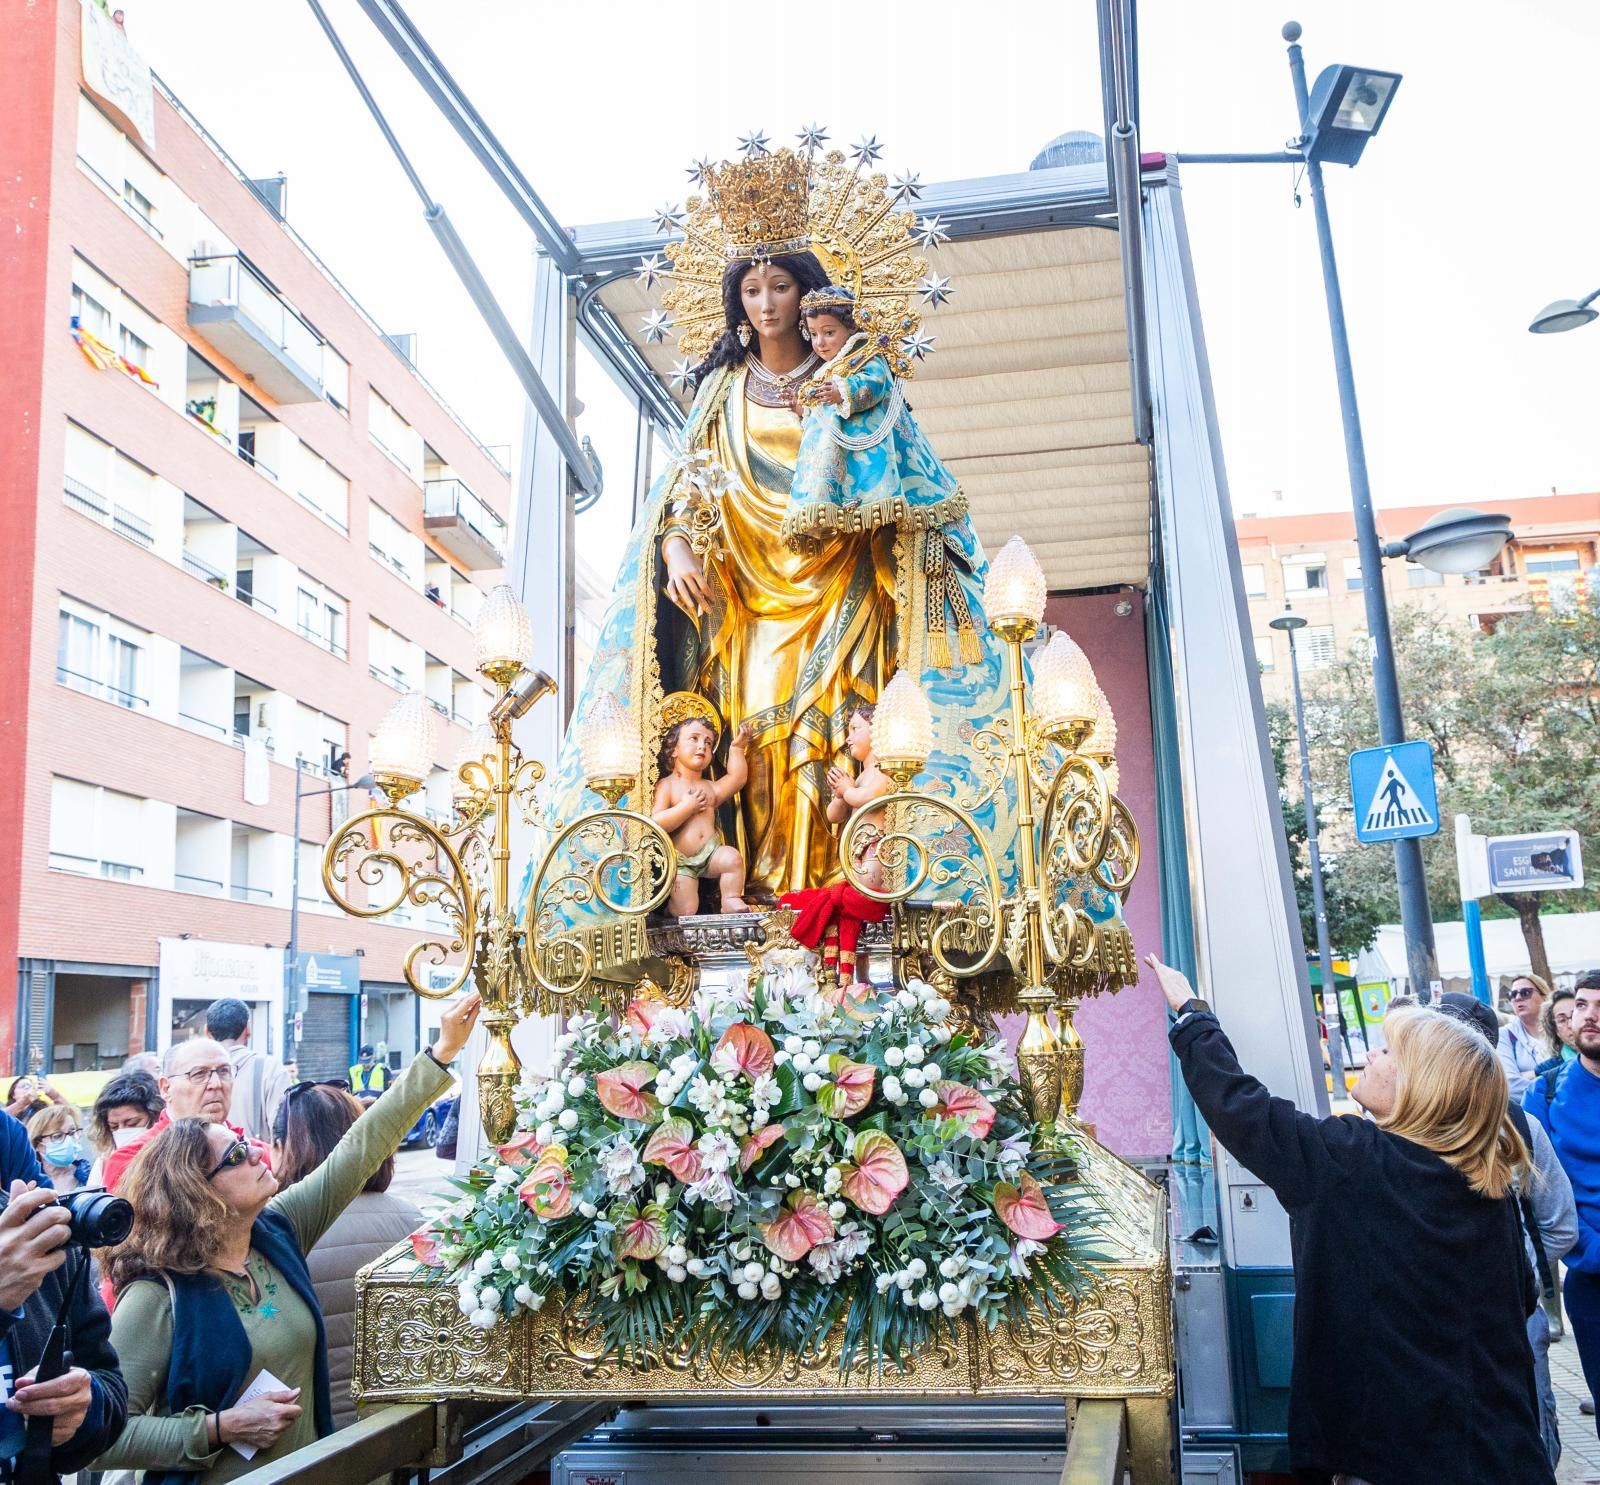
268;1080;424;1430
91;993;479;1483
1501;974;1552;1104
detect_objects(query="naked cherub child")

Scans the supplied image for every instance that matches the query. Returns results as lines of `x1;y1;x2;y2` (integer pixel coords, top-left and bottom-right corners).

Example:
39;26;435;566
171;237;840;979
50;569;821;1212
653;715;753;916
825;702;895;894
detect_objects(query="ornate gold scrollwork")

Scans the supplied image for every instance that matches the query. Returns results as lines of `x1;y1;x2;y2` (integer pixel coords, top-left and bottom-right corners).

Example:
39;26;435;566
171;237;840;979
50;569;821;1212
323;809;477;999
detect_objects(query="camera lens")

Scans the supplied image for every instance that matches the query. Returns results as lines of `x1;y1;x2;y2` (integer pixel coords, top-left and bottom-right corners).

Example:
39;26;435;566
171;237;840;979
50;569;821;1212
60;1189;134;1247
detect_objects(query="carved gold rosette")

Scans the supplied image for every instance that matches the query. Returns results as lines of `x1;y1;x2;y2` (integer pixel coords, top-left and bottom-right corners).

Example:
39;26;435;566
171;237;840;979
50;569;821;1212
353;1137;1172;1410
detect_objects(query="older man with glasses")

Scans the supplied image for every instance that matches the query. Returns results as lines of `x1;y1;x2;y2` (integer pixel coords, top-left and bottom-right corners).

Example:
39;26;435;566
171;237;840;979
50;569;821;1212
100;1038;272;1195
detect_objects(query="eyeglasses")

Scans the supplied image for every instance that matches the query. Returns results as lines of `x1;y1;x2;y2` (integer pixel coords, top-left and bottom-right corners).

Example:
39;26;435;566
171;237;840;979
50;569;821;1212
286;1078;351;1100
208;1140;253;1179
177;1064;235;1087
1510;987;1540;1000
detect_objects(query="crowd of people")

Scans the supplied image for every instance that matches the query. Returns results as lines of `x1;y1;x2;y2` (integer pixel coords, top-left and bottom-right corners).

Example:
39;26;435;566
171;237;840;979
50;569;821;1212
0;994;478;1484
1161;956;1600;1485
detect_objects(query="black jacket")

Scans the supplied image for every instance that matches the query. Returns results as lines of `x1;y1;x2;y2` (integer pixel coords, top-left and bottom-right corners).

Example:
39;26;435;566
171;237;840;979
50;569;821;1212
1170;1011;1552;1485
0;1112;126;1480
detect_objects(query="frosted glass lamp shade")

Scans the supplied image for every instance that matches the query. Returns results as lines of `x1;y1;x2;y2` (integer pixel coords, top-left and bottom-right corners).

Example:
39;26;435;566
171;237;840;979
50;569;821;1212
871;672;934;773
474;585;534;675
1031;633;1097;740
1084;681;1118;760
984;536;1047;626
581;690;640;785
370;692;438;785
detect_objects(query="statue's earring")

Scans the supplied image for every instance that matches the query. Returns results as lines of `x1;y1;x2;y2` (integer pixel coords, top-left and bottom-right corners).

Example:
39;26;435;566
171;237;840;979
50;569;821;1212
737;322;753;348
799;324;811;343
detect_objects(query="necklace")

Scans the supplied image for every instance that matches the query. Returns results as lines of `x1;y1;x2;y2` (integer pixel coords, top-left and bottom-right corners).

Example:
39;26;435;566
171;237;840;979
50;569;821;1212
744;351;820;408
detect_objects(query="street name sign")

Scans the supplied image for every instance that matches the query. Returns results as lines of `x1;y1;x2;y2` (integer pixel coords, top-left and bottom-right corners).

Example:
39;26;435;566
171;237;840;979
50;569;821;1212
1486;830;1584;893
1349;740;1440;844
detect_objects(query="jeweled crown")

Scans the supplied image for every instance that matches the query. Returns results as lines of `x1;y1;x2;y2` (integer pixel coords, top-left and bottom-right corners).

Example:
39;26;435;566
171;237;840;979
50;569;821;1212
801;285;857;314
704;150;811;263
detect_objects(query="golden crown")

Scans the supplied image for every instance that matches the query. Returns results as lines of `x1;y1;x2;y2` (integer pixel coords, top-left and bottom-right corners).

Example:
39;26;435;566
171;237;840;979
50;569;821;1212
659;691;722;740
704;150;811;262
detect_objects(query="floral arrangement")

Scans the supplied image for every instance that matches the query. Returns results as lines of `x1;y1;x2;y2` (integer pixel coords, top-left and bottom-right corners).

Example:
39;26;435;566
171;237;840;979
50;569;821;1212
415;965;1099;1373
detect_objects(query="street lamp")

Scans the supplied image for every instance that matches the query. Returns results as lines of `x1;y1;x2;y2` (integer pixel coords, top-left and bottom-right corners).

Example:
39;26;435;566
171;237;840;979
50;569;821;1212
1282;21;1438;1002
1269;604;1345;1097
287;760;374;1057
1381;507;1513;576
1529;290;1600;335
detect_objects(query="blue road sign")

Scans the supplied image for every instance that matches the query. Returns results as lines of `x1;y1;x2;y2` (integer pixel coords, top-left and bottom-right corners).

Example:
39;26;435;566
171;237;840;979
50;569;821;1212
1486;831;1584;893
1349;740;1440;844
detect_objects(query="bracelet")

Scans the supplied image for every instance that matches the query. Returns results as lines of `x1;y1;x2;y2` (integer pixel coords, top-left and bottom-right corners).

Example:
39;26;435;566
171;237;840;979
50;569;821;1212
424;1047;447;1070
211;1410;222;1447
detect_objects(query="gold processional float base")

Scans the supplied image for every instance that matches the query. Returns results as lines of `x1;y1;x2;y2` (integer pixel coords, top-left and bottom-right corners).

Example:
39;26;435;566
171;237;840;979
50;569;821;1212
352;911;1176;1483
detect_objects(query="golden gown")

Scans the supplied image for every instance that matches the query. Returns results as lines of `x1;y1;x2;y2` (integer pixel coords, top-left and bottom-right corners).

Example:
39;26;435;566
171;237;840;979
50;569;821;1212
694;370;896;895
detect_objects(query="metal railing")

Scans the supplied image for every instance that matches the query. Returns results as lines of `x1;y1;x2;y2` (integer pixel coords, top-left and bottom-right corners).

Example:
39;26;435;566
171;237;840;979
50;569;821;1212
368;663;410;691
236;587;277;616
236;438;281;484
297;622;349;659
175;873;224;896
56;667;148;710
182;549;229;585
424;477;508;559
63;477;154;548
230;883;273;903
178;711;231;738
189;252;325;388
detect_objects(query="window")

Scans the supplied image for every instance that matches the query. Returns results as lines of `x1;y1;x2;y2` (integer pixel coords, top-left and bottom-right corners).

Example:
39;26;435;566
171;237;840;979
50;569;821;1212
367;619;418;691
291;443;349;531
55;601;148;708
1242;563;1266;598
1406;566;1444;588
119;326;150;371
1253;635;1274;672
70;282;111;341
48;777;146;881
295;576;348;658
122;181;155;228
1343;557;1364;592
108;636;142;709
368;501;423;588
1301;625;1337;670
323;347;350;416
1525;549;1581;574
368;388;424;481
56;612;101;696
296;705;348;775
1283;558;1328;593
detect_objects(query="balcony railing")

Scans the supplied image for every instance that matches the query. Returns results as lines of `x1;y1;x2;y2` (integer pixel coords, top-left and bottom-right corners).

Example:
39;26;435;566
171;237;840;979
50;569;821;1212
230;883;273;903
182;549;229;586
63;477;154;549
297;622;349;660
188;254;325;404
56;666;148;710
423;478;507;571
175;873;224;896
49;852;144;882
178;711;231;739
368;663;410;692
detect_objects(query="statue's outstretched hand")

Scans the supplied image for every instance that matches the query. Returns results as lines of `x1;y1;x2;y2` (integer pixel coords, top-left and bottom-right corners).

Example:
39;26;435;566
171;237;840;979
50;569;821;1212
664;537;713;617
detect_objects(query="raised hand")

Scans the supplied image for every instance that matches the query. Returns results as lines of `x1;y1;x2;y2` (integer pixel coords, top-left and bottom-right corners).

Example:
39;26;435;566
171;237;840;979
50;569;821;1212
433;992;483;1064
664;537;713;617
1145;954;1196;1014
732;721;754;751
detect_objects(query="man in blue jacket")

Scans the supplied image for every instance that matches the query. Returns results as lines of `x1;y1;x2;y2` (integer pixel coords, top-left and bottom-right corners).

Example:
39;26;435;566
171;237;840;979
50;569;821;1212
1527;969;1600;1444
0;1109;126;1483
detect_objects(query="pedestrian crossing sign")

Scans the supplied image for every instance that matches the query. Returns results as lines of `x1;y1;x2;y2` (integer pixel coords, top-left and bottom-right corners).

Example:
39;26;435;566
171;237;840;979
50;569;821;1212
1349;740;1440;844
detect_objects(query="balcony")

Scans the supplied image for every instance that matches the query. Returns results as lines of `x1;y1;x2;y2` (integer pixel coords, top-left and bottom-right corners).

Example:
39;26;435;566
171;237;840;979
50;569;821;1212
423;479;506;571
63;477;154;549
187;253;325;404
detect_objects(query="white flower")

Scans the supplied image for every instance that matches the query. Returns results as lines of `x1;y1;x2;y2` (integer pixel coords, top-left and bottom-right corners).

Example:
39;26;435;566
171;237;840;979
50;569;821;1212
791;1054;812;1075
470;1308;498;1330
784;1173;801;1189
895;1269;914;1290
783;1036;803;1054
939;1255;964;1279
926;997;951;1021
458;1293;477;1317
536;1122;555;1146
671;1052;698;1076
579;1200;599;1219
828;1200;846;1220
875;1272;895;1294
907;1258;927;1279
751;1107;771;1130
917;1288;939;1311
500;1250;522;1271
773;1050;791;1066
750;1073;781;1109
697;1131;740;1175
655;1182;673;1206
524;1290;546;1312
803;1039;822;1059
665;1243;689;1266
907;978;934;1000
900;1286;918;1306
883;1046;905;1068
600;1138;646;1193
643;1008;691;1047
687;1171;737;1210
904;1044;925;1065
939;1281;960;1305
473;1251;495;1277
803;1072;823;1092
545;1083;567;1110
742;1261;765;1284
929;1160;967;1198
1008;1238;1046;1277
902;1067;925;1089
558;1108;580;1131
493;1165;518;1187
923;1063;943;1083
760;1271;782;1300
822;1166;843;1195
686;1075;724;1114
553;1032;577;1053
882;1076;903;1102
478;1287;502;1311
566;1075;587;1098
896;990;918;1011
737;1281;759;1301
686;1258;707;1276
513;1283;535;1306
918;1088;939;1109
667;1263;688;1282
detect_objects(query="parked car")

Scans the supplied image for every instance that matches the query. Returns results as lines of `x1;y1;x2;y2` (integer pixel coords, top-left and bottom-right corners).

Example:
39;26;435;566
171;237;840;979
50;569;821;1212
399;1084;459;1149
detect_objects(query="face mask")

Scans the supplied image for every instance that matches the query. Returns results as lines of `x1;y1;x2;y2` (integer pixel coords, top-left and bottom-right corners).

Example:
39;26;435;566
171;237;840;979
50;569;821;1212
42;1135;82;1167
110;1125;145;1149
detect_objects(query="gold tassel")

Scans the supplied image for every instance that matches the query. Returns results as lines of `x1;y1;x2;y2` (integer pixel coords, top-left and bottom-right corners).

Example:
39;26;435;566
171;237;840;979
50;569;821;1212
958;623;983;665
928;629;953;669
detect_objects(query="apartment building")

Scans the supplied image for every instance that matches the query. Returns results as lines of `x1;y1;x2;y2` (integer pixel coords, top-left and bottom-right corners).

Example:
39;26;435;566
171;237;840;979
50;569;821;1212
1238;492;1600;703
3;2;512;1080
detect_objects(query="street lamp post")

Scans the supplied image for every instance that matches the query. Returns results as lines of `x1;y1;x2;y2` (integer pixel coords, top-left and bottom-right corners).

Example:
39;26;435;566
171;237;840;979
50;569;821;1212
1271;604;1345;1095
1282;22;1438;1001
286;759;373;1059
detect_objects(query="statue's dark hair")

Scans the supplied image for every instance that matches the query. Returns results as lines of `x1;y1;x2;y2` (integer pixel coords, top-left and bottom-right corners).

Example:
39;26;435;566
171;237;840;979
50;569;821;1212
803;302;858;335
692;252;833;384
657;717;717;782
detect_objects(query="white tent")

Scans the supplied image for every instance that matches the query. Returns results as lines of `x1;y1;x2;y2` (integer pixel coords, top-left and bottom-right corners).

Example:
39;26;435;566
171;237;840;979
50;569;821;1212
1372;912;1600;994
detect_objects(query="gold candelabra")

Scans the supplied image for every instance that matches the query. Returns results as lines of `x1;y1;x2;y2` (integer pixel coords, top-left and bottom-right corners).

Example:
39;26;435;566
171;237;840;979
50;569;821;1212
320;586;677;1142
839;537;1139;1142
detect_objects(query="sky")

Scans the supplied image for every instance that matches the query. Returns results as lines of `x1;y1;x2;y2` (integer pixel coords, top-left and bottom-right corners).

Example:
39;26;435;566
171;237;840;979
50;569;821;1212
125;0;1600;578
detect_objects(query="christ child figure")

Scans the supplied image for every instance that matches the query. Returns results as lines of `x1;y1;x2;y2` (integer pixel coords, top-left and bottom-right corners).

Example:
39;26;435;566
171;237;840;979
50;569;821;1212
653;716;753;916
825;702;894;894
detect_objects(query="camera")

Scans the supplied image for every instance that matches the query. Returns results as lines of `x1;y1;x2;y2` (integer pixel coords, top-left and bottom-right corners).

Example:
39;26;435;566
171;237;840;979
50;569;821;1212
0;1186;133;1247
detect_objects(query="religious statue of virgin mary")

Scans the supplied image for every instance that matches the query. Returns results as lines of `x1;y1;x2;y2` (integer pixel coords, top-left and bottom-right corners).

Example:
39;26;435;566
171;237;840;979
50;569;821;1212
534;136;1022;917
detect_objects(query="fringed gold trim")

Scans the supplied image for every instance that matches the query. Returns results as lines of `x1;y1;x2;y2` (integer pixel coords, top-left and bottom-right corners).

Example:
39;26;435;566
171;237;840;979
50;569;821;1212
780;489;969;551
525;915;654;1016
1058;921;1140;998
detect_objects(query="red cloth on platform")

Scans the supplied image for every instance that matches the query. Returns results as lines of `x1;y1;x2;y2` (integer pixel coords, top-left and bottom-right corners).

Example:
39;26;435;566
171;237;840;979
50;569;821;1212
777;882;887;958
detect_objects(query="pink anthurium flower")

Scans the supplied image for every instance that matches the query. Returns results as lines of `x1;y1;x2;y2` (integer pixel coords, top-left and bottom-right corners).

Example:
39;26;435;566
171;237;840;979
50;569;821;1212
994;1172;1062;1240
408;1227;444;1267
495;1129;542;1167
931;1081;997;1138
642;1114;705;1183
760;1189;836;1262
739;1123;785;1172
624;997;661;1038
838;1130;910;1216
615;1203;668;1261
816;1055;876;1119
711;1021;776;1080
596;1060;661;1122
518;1147;574;1221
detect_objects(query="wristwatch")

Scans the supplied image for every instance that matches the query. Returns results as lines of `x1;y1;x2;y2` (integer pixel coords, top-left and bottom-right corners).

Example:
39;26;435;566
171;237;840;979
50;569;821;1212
1175;996;1211;1018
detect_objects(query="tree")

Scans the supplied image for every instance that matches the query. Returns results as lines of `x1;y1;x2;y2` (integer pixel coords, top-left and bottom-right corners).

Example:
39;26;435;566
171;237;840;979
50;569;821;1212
1292;603;1600;979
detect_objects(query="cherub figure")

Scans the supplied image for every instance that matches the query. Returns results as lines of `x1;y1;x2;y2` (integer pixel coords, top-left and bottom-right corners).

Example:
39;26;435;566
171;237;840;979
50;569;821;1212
826;702;895;894
653;714;753;916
